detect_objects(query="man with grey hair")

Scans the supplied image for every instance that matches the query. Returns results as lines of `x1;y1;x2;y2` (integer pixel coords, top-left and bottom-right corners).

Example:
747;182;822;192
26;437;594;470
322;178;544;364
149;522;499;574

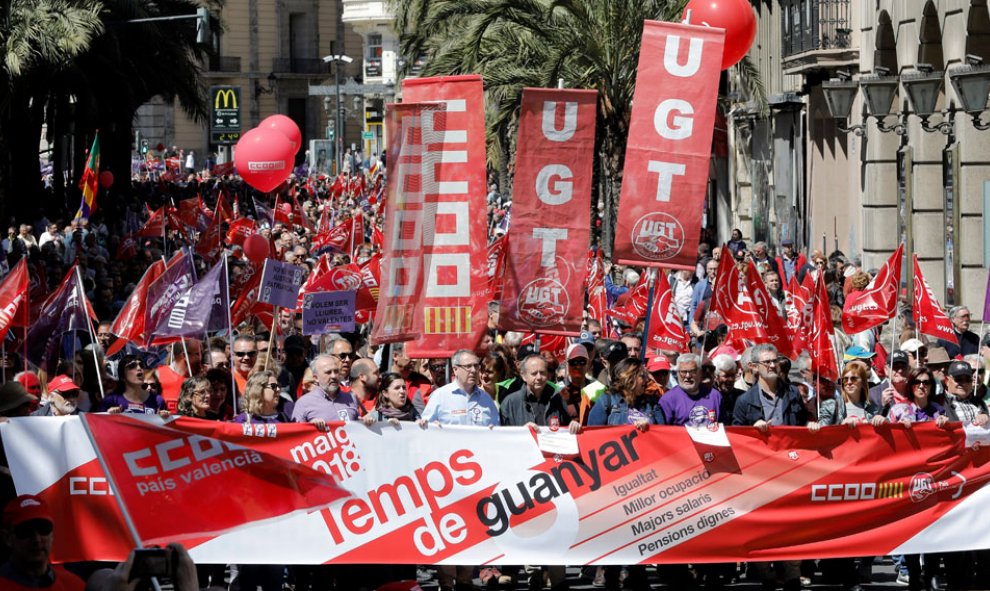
421;349;498;427
751;241;779;277
733;344;812;432
938;305;979;359
291;354;359;428
712;354;744;418
659;353;723;427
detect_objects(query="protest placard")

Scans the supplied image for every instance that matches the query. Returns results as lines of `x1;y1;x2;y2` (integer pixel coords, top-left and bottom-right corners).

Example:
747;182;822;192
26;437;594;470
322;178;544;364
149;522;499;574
301;290;356;334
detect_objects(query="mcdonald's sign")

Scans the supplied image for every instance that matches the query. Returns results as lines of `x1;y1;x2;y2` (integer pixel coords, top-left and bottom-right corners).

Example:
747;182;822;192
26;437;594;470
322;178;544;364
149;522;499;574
210;86;241;145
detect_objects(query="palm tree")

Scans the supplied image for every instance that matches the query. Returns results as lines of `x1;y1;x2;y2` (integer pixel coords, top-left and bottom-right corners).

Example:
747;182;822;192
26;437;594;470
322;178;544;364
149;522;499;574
391;0;764;256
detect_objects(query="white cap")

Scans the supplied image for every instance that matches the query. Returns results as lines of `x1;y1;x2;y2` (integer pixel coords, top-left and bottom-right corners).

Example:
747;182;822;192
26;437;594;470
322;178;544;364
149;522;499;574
900;338;927;354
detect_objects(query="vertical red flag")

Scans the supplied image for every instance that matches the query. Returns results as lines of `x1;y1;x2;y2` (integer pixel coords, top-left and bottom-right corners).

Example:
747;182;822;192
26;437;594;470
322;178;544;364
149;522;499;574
0;258;29;341
784;275;811;356
106;260;167;356
397;76;490;356
370;102;438;343
487;234;508;302
842;243;903;334
646;270;690;353
614;21;725;270
710;246;739;322
742;261;794;358
586;250;608;327
82;414;349;546
810;271;839;381
499;88;596;336
913;255;958;345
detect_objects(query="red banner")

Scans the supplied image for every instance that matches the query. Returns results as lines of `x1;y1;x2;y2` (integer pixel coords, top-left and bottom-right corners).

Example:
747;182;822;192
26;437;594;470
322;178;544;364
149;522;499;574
614;21;724;270
811;271;839;381
499;88;596;336
370;102;437;343
586;250;608;326
742;261;793;358
784;275;811;357
0;258;28;341
913;255;957;345
842;243;903;334
10;417;990;565
395;76;490;356
81;414;347;546
486;234;508;302
646;270;690;353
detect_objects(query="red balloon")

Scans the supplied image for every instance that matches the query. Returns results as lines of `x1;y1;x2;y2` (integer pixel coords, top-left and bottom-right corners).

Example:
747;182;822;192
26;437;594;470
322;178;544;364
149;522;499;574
99;170;114;189
261;114;302;155
234;128;294;193
683;0;757;70
156;143;166;153
243;233;270;263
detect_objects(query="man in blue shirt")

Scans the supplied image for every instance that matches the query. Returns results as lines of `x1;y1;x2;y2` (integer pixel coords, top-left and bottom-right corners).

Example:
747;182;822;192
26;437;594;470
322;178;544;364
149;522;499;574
421;349;498;427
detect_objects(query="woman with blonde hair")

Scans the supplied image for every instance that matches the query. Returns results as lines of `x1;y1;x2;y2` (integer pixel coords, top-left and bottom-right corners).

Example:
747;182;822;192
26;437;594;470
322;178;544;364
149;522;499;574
837;360;886;427
588;358;665;429
232;370;288;424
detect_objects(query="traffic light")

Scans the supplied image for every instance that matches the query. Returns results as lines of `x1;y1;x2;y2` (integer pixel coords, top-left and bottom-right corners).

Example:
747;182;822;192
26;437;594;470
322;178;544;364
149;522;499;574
141;140;149;155
196;7;209;44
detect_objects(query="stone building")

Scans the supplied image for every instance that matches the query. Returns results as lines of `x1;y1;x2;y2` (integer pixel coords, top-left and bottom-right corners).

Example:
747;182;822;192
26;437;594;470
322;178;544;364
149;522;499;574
732;0;990;309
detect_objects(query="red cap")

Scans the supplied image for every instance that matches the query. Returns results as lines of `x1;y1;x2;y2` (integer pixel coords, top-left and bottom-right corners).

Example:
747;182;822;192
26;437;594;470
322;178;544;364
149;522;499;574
47;375;80;394
16;372;40;392
3;494;52;528
647;356;671;372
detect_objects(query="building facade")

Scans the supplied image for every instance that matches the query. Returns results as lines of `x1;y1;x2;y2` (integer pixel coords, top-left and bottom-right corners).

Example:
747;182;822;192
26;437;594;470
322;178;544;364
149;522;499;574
133;0;364;171
733;0;990;311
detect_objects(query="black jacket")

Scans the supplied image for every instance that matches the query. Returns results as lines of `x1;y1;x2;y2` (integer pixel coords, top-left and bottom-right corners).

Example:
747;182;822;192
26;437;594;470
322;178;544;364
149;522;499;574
499;385;569;427
732;381;808;426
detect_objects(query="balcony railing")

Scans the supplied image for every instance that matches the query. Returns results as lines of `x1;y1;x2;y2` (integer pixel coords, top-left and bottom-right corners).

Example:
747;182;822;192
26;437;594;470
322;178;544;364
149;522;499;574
782;0;851;58
209;56;241;73
272;58;327;75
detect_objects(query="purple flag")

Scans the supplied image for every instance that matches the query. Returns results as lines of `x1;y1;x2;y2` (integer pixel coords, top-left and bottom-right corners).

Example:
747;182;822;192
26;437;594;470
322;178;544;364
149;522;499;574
983;269;990;322
253;197;274;226
207;258;230;332
26;266;93;374
154;258;225;338
143;251;195;346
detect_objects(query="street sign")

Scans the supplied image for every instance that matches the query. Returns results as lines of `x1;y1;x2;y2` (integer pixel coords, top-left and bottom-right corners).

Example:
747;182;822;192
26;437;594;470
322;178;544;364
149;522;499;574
361;131;375;140
210;86;241;145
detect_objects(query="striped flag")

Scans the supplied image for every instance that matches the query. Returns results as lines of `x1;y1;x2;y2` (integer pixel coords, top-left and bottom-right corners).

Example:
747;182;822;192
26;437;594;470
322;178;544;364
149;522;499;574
75;133;100;220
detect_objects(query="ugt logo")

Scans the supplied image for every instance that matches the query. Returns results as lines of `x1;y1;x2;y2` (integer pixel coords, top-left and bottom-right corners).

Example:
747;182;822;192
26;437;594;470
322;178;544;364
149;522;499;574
517;278;568;327
631;212;683;261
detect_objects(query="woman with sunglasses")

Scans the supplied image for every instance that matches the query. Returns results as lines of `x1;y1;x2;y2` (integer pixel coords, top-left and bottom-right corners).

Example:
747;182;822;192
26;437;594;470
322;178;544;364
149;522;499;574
361;372;420;426
889;367;949;428
100;355;169;416
836;361;887;427
232;370;290;424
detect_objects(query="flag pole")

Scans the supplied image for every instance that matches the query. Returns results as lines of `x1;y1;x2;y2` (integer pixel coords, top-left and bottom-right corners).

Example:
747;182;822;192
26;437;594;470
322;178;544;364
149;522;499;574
224;253;238;415
640;268;658;362
75;264;105;400
23;269;29;377
266;306;278;371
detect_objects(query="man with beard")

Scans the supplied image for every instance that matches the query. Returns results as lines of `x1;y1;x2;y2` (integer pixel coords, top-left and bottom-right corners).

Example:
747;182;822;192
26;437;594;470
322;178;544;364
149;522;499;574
661;353;723;427
349;358;381;416
291;354;359;427
31;376;81;417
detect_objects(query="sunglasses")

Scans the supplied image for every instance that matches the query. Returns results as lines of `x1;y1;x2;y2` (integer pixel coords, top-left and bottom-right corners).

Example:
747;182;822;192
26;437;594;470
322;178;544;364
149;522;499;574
335;352;358;360
568;359;587;367
141;383;160;391
841;377;861;383
913;379;932;386
234;351;257;358
14;519;53;539
953;376;974;383
266;382;280;391
125;361;145;370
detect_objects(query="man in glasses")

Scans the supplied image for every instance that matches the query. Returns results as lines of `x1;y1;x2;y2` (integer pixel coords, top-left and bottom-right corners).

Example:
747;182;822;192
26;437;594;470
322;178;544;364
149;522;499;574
420;349;498;427
0;494;84;590
944;360;989;427
231;335;258;395
329;337;357;388
31;376;81;417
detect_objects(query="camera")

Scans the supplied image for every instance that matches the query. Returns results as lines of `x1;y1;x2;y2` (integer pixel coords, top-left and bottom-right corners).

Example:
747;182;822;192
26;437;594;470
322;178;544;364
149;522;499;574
129;547;174;581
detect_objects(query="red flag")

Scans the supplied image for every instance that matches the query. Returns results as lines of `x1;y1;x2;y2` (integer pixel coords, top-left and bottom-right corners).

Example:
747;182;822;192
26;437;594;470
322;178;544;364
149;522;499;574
810;271;839;382
317;205;334;234
359;255;381;307
613;21;724;270
498;88;596;336
400;75;490;357
225;218;257;248
586;250;608;326
913;255;957;345
107;260;167;356
606;274;650;326
784;275;811;357
215;190;234;222
195;213;224;263
136;207;166;237
115;234;138;261
0;259;29;341
178;197;210;231
710;246;738;322
646;270;690;353
300;264;375;312
486;234;507;302
371;225;384;251
312;217;355;256
742;261;793;358
842;243;903;334
81;414;348;546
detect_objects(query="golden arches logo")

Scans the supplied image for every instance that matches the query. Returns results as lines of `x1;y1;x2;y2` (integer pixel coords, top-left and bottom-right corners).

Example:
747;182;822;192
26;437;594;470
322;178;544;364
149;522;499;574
214;88;237;109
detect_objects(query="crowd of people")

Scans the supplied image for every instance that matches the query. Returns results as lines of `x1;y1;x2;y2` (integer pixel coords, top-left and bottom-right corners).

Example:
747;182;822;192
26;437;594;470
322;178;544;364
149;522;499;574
0;161;987;591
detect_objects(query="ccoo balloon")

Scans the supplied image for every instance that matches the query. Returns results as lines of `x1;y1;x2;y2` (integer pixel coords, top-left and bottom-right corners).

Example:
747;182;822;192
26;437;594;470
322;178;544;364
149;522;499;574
683;0;757;70
261;114;302;155
243;233;270;263
234;128;294;193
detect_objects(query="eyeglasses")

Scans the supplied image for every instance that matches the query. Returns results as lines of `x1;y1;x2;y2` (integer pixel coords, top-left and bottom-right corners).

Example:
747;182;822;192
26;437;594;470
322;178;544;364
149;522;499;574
841;376;861;383
234;351;257;358
677;369;698;376
193;389;212;398
456;363;481;370
568;359;587;367
754;360;778;368
266;382;280;391
14;519;53;539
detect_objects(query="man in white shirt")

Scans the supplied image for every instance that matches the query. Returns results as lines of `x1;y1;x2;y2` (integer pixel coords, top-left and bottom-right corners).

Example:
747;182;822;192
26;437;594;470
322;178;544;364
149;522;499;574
421;349;498;427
